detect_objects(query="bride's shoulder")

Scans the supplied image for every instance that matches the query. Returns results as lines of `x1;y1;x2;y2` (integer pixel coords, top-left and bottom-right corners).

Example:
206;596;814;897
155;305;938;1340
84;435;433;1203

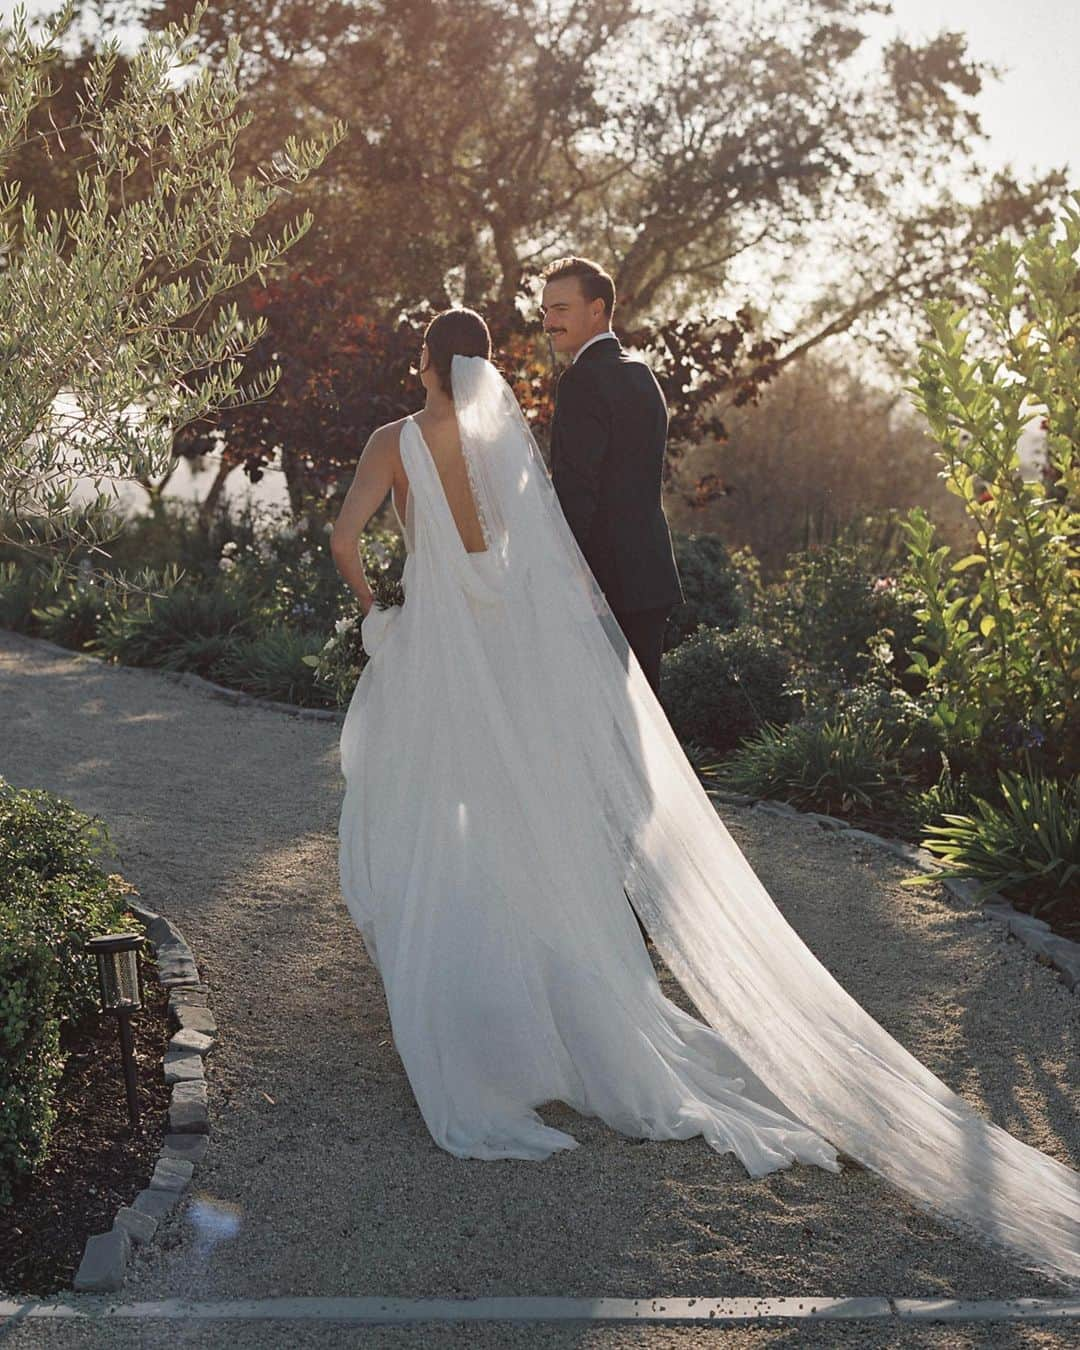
373;414;412;436
365;416;412;453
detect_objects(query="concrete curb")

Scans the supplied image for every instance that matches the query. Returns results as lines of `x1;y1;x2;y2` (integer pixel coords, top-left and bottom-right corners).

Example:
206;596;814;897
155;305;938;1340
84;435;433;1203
708;791;1080;994
2;1294;1079;1326
70;903;213;1294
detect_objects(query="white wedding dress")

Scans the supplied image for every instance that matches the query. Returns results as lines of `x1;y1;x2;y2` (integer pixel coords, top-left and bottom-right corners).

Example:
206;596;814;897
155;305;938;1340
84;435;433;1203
339;355;1080;1286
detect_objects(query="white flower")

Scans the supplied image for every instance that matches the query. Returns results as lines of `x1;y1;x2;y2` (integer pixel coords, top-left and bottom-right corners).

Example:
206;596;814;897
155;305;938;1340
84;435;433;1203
221;541;239;557
872;640;894;665
218;556;236;573
300;549;313;566
334;616;356;634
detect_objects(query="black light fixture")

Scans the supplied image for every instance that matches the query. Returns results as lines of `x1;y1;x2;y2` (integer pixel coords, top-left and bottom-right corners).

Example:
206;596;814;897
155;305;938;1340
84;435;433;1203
84;932;145;1126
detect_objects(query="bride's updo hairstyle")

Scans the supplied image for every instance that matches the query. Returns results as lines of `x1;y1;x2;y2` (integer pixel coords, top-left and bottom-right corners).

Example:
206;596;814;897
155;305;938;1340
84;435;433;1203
422;308;492;398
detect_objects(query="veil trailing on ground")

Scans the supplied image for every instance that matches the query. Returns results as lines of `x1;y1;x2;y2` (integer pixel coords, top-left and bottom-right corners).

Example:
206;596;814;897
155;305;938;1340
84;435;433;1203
444;353;1080;1287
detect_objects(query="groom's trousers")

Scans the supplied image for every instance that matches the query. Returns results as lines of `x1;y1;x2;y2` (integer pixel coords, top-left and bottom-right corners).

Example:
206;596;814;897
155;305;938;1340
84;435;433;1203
612;603;675;947
611;604;673;700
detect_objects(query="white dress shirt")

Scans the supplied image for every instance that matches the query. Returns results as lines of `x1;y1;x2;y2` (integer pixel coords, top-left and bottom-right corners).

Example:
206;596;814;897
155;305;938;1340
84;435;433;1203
572;330;619;364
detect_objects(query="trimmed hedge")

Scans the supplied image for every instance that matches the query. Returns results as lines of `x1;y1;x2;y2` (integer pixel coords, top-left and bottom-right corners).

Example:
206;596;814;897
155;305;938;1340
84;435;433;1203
0;779;141;1206
660;624;795;754
0;909;61;1208
666;530;747;650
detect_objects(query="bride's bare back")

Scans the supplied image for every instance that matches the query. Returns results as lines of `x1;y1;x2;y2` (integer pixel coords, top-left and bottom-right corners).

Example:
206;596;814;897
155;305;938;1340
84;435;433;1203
392;411;487;554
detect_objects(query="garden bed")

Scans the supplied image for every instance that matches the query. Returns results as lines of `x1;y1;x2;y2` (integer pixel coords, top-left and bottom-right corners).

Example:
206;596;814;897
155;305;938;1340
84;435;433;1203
0;959;171;1296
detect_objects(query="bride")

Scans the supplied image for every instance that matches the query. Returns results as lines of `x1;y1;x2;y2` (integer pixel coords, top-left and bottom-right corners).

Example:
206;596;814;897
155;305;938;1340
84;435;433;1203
331;308;1080;1287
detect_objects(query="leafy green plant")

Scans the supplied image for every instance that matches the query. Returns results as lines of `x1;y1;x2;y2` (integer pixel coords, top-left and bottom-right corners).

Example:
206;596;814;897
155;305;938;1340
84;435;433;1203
168;633;245;680
900;765;1080;937
0;779;141;1028
303;610;369;707
0;910;59;1208
104;495;261;585
666;530;746;650
660;624;795;754
0;777;141;1205
214;625;330;705
902;192;1080;780
801;680;945;784
755;540;923;690
0;559;63;633
897;763;975;835
714;713;912;818
31;571;118;649
90;570;254;668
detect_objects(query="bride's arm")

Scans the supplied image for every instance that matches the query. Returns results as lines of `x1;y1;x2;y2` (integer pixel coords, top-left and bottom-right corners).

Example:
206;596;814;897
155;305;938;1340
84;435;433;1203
330;425;397;615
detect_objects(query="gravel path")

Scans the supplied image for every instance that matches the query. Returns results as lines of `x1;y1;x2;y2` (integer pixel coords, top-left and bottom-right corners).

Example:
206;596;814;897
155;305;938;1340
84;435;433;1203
2;628;1079;1349
1;1316;1078;1349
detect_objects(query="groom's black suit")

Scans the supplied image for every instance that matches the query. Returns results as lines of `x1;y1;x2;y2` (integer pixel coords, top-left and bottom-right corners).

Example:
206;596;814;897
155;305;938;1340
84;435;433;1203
550;334;684;695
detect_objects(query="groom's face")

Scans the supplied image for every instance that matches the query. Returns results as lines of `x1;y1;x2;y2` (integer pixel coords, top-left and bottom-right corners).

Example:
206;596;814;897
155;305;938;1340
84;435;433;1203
540;277;606;360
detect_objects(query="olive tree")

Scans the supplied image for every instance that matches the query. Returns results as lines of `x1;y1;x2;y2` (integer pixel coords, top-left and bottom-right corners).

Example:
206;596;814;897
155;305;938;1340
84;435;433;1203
0;1;346;572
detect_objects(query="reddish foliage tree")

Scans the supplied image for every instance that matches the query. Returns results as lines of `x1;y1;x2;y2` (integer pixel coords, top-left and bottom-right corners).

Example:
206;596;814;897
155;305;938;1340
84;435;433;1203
174;267;782;519
174;271;422;517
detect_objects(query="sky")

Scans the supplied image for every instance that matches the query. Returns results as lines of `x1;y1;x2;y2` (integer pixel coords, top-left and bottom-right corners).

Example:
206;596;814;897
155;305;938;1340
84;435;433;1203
6;1;1077;183
865;0;1078;179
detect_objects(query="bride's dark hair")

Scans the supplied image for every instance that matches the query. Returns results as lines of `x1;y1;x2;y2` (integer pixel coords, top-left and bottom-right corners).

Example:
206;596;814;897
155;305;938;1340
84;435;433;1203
422;308;492;397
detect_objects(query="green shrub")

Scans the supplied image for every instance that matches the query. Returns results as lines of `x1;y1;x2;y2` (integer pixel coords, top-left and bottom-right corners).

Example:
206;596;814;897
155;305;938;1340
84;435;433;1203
903;193;1080;782
902;765;1080;936
167;632;245;679
0;779;141;1206
214;625;331;705
755;541;923;689
666;530;746;650
0;908;61;1208
32;575;118;650
0;782;141;1028
802;680;945;785
660;624;795;754
5;498;409;712
714;713;912;817
0;560;64;634
92;572;256;669
899;764;977;834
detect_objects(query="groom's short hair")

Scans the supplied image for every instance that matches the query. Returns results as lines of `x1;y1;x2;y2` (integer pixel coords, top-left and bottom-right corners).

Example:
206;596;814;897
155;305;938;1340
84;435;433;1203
541;256;615;319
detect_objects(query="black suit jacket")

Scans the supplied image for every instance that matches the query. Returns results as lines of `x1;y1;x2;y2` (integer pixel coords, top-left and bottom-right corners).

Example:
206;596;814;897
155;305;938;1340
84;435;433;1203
550;335;684;614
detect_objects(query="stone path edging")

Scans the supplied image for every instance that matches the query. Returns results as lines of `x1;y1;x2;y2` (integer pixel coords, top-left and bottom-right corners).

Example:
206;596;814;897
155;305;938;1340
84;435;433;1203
71;903;214;1294
2;1294;1080;1326
711;792;1080;994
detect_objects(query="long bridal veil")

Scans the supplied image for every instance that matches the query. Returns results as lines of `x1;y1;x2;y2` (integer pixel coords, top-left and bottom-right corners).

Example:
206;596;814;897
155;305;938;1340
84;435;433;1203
440;352;1080;1287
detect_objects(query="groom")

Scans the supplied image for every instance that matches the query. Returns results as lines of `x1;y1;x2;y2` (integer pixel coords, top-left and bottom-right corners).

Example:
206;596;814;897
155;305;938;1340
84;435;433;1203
541;255;684;698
